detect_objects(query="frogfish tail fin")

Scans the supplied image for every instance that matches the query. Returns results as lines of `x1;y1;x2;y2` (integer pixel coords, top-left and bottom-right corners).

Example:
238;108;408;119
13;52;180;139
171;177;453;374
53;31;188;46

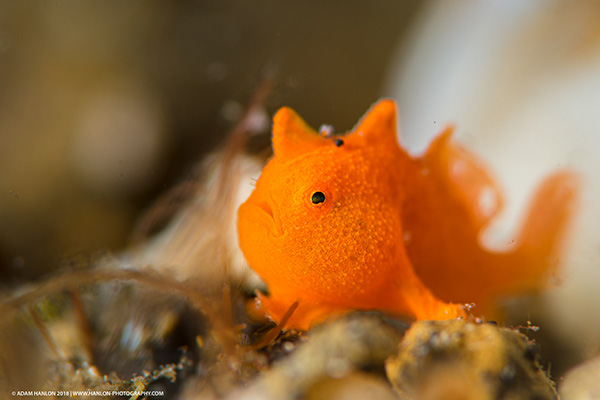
512;170;580;290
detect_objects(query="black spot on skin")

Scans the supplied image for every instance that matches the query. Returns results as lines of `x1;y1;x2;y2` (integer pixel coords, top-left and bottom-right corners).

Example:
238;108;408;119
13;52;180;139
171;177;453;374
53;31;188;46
334;138;344;147
524;343;539;362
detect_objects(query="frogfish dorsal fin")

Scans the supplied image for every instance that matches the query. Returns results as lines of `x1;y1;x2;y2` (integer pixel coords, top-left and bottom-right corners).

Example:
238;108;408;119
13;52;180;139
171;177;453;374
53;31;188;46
348;99;399;147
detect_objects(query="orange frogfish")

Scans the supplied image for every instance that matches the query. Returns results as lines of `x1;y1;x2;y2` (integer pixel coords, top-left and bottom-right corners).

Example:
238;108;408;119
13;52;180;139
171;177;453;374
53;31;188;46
237;99;578;330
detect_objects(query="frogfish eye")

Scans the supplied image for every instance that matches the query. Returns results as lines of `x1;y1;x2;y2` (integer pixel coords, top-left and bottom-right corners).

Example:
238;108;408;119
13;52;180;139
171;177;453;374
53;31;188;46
311;191;326;204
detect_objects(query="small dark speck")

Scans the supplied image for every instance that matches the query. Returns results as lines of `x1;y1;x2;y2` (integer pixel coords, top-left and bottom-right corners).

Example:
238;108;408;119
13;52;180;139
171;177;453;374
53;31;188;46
8;190;19;199
486;320;497;325
499;364;516;384
334;139;344;147
524;343;538;362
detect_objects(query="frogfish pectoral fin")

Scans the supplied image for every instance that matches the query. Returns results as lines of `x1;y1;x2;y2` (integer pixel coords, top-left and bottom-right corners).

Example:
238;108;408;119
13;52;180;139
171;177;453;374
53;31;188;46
391;272;467;321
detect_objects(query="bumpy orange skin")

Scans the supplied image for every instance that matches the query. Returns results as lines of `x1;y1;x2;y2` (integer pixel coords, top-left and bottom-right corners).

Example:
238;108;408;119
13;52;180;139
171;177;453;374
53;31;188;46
237;100;578;330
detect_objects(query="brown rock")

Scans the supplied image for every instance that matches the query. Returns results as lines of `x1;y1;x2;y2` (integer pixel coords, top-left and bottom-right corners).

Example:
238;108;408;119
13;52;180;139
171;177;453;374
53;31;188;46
386;320;556;400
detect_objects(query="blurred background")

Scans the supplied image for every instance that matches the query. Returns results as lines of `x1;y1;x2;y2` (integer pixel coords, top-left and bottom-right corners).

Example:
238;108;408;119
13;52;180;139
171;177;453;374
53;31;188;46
1;0;600;392
0;0;426;281
0;0;420;281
